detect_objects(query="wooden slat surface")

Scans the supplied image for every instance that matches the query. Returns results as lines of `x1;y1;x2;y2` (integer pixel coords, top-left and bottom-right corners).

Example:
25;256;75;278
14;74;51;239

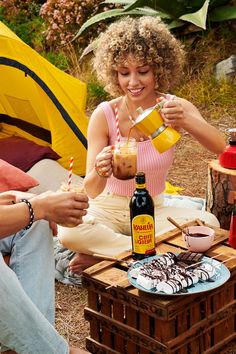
84;220;236;353
85;307;168;353
83;220;236;284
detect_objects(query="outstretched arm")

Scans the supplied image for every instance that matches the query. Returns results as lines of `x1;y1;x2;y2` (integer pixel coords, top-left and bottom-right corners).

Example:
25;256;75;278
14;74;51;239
0;191;89;238
161;98;226;154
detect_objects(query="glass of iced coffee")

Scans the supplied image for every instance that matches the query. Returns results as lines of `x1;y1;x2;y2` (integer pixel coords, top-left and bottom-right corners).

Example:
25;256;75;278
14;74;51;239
60;182;84;194
113;137;137;180
58;182;85;227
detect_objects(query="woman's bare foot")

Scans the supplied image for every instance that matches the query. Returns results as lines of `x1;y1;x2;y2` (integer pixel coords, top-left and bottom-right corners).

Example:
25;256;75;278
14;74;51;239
69;253;101;274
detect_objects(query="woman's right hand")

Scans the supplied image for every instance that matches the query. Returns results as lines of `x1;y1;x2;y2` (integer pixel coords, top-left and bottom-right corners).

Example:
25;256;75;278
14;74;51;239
94;145;114;178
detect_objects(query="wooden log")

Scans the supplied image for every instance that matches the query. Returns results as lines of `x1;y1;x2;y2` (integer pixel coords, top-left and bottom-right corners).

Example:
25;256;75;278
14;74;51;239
206;159;236;230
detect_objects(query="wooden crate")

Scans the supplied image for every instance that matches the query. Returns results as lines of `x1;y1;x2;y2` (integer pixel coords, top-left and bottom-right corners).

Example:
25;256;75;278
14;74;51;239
82;220;236;354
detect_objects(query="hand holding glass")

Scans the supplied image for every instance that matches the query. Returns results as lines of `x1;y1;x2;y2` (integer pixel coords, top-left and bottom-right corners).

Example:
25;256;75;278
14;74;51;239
112;137;137;180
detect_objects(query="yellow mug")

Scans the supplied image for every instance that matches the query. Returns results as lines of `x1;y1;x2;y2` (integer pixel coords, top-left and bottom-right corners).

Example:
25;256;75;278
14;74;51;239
134;104;181;153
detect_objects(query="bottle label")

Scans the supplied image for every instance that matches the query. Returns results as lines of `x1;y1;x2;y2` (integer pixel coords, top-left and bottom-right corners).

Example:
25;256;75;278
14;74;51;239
136;183;146;189
131;214;155;254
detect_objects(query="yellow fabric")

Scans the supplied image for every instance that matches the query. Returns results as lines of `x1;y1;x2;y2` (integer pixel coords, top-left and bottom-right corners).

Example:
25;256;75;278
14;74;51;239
0;21;88;175
164;181;183;195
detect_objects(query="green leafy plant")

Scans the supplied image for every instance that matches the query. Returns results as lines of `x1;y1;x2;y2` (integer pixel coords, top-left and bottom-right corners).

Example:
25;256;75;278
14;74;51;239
74;0;236;40
87;81;110;109
0;0;45;49
0;0;43;21
41;51;70;71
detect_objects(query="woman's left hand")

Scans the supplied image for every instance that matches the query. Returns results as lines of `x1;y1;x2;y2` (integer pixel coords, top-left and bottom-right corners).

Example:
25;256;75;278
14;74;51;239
160;97;226;154
160;98;187;129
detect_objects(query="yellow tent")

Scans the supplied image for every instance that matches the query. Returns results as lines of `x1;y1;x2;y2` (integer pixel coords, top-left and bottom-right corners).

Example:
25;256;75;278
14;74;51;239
0;21;88;176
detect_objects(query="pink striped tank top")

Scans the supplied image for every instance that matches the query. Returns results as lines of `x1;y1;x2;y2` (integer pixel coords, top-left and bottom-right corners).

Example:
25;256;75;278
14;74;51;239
99;101;175;197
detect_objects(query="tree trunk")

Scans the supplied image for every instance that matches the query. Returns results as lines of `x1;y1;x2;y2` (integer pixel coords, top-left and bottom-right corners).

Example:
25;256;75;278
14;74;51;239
206;159;236;230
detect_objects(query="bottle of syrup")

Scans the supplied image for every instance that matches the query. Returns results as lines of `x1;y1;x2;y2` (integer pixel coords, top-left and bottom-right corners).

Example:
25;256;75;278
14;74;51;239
130;172;156;260
229;199;236;249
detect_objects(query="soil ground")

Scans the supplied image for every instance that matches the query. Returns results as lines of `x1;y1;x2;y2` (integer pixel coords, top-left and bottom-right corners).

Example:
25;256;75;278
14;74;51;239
55;113;236;353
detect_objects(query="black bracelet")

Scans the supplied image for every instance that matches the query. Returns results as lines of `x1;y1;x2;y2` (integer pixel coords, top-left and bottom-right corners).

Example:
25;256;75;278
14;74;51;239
19;199;35;230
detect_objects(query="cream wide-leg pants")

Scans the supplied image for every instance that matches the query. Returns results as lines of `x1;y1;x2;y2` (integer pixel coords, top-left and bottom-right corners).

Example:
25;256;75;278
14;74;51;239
58;191;219;257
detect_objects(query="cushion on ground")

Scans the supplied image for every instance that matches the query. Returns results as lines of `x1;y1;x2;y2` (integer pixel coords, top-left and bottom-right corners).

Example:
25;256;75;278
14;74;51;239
27;159;83;194
0;159;39;192
0;136;61;172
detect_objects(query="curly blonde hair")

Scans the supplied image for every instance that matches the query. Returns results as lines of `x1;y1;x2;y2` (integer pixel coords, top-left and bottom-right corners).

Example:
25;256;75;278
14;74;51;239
93;16;185;96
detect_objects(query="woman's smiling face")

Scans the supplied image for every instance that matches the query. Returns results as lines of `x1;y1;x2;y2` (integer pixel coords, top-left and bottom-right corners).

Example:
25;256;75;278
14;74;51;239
116;55;156;105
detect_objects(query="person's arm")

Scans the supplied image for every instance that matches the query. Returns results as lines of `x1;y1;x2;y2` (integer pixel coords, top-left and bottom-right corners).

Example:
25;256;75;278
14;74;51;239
0;191;36;205
0;191;89;238
161;98;226;154
83;106;113;198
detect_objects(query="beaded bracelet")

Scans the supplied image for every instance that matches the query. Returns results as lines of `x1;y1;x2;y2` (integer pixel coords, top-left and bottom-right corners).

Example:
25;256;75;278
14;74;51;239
19;199;35;230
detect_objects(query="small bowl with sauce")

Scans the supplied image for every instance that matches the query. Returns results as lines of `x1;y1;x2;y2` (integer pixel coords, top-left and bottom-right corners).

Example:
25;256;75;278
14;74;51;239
182;226;215;253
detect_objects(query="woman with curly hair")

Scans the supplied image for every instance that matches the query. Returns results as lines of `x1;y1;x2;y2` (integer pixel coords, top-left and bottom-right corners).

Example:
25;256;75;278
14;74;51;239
58;16;225;274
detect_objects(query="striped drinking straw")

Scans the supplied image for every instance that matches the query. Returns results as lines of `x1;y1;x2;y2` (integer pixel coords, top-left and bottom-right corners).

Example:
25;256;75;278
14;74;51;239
67;156;74;190
114;104;120;143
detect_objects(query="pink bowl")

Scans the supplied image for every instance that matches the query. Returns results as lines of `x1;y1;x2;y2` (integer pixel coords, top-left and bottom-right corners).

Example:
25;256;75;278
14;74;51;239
182;226;215;253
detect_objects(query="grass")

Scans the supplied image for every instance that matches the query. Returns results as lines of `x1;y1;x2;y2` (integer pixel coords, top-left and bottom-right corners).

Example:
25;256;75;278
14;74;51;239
174;26;235;112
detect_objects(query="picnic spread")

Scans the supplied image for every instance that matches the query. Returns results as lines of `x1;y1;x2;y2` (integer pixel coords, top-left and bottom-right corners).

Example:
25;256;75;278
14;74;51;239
82;219;236;354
